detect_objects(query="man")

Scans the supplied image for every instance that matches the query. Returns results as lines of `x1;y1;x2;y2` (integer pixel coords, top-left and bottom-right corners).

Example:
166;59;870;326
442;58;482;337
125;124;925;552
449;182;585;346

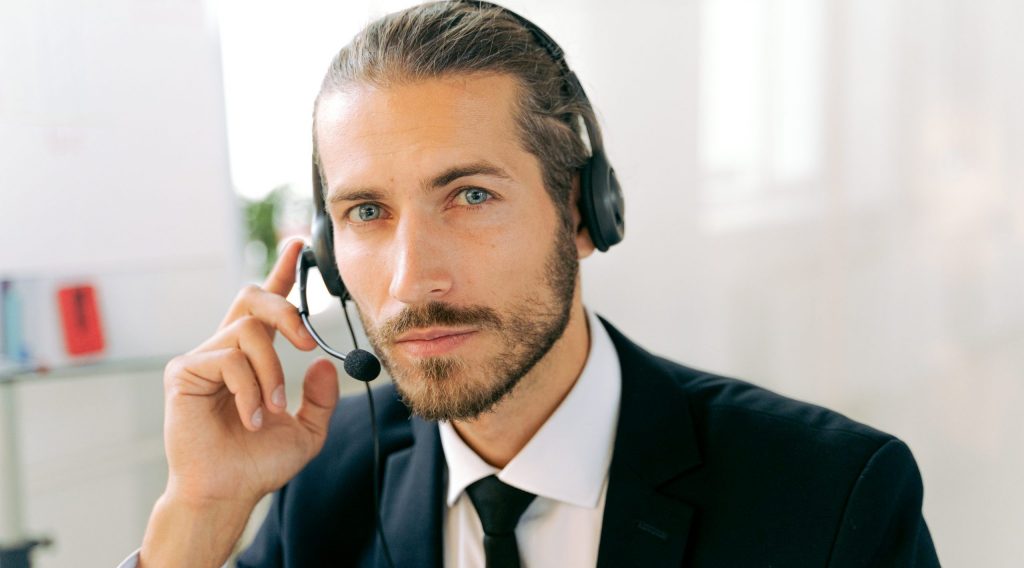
129;2;939;566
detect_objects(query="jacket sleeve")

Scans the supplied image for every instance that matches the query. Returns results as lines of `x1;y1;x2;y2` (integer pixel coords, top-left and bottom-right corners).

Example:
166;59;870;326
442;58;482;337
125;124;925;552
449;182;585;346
827;438;940;567
235;489;286;568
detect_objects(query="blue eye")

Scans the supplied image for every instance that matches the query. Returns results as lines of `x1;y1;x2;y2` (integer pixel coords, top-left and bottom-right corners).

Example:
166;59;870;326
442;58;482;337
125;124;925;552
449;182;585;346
347;203;381;222
460;188;491;206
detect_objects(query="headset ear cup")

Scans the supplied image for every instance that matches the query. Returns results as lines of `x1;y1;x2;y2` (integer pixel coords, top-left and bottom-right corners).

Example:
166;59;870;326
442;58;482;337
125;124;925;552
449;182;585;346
579;151;625;252
604;167;625;246
578;158;601;249
311;211;349;299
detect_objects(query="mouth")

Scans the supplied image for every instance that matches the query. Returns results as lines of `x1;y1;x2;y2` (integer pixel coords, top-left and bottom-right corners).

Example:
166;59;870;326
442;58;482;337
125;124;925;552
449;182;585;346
392;327;478;357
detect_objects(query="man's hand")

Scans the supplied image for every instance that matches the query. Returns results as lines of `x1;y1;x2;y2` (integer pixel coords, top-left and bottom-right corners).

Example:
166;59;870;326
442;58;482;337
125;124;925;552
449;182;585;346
140;239;339;567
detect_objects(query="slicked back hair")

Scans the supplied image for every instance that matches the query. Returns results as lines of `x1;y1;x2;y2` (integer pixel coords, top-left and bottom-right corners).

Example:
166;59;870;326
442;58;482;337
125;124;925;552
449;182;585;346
313;1;596;230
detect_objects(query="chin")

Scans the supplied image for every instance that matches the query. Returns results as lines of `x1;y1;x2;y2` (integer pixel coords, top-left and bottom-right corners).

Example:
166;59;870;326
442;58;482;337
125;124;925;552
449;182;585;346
390;357;521;422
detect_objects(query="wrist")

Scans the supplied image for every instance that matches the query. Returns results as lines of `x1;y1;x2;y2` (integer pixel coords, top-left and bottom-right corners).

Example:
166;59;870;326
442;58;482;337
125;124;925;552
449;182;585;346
162;476;263;514
139;489;258;568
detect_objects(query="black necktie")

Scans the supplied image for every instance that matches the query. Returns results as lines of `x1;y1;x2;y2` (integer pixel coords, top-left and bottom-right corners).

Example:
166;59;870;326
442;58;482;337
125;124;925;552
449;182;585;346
466;475;537;568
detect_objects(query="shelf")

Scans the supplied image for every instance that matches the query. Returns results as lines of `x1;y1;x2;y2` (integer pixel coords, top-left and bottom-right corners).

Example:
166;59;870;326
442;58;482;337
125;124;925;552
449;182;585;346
0;356;173;386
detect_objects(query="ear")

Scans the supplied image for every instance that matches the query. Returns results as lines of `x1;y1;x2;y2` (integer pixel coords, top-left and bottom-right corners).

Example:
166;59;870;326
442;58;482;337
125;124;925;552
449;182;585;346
571;172;596;260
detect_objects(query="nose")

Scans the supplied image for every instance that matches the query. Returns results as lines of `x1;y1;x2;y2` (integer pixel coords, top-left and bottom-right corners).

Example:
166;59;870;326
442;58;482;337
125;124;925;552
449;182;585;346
387;213;454;304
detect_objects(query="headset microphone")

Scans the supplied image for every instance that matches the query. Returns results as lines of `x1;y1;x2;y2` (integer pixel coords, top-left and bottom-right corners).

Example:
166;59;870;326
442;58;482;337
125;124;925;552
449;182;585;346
341;349;382;384
296;247;381;381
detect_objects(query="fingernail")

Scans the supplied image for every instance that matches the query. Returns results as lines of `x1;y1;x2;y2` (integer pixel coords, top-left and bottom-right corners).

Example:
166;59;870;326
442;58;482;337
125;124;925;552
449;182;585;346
276;236;304;254
272;385;287;408
252;408;263;429
297;325;311;340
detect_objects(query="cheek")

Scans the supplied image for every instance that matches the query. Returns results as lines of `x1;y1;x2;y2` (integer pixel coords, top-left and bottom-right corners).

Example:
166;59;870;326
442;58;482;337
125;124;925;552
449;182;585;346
459;216;553;290
335;239;388;308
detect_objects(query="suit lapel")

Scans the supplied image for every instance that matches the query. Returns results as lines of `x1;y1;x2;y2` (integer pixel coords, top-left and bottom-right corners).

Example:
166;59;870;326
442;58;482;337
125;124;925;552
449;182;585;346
597;319;702;568
376;415;445;568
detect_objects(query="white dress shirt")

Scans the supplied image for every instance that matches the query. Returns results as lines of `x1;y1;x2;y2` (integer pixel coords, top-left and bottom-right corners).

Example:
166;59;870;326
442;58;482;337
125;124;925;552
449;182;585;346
117;310;621;568
439;309;622;568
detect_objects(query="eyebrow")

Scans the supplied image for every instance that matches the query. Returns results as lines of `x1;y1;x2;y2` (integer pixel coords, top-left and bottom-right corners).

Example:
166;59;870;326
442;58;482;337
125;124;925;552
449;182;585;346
327;161;513;205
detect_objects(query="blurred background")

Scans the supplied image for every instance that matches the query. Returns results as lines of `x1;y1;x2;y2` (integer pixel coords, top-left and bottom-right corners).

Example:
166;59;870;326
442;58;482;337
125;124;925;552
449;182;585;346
1;0;1021;565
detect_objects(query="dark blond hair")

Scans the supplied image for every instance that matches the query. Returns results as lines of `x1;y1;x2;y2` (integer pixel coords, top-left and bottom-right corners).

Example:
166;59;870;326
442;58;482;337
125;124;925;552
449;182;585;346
313;1;595;226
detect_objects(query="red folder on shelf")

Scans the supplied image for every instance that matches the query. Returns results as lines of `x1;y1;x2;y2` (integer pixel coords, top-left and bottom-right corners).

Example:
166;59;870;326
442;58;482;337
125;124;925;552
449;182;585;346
57;284;105;356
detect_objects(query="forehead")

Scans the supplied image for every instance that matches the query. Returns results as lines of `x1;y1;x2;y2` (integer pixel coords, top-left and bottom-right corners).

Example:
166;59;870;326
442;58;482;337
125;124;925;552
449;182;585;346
315;73;530;197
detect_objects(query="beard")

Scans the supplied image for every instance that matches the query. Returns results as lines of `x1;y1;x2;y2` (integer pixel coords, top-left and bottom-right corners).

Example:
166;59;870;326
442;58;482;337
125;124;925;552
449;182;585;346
359;221;579;422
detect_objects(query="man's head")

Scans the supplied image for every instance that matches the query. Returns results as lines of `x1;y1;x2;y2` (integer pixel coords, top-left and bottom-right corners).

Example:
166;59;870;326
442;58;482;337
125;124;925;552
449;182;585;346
315;1;596;231
312;2;598;421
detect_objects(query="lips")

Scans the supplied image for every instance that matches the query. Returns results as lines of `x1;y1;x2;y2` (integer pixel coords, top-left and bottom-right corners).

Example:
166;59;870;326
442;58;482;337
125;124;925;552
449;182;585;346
393;328;478;357
395;327;475;342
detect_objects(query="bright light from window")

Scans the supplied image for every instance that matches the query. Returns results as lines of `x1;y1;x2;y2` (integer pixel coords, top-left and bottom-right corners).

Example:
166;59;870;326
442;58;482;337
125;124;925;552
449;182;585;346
699;0;824;226
215;0;372;200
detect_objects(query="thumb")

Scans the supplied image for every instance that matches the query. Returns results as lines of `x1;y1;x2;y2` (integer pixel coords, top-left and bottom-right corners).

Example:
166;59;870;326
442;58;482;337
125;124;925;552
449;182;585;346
295;358;340;451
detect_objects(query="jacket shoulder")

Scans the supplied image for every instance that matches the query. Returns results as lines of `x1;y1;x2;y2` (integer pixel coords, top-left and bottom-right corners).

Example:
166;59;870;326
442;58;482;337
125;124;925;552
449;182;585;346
661;365;936;566
637;349;902;491
602;319;934;564
602;317;894;452
662;357;893;449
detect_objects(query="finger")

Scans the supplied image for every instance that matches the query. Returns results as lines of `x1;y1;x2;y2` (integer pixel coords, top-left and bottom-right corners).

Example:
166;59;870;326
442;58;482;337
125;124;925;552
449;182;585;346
295;358;340;451
197;316;289;414
217;284;316;352
166;348;264;431
218;348;266;431
263;237;307;296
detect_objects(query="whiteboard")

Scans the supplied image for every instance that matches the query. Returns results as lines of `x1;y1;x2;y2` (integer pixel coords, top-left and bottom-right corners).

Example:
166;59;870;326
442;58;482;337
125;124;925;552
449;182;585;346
0;0;242;363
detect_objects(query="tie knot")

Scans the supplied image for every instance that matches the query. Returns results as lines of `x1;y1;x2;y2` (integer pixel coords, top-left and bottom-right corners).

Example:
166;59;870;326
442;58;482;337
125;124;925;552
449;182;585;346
466;475;537;536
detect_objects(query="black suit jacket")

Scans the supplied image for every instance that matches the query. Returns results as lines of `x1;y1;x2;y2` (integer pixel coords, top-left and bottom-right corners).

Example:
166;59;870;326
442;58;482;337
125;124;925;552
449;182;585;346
237;319;939;567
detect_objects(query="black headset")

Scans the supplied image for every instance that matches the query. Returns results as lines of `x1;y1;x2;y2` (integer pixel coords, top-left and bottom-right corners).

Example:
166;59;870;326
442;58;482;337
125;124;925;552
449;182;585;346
308;0;625;303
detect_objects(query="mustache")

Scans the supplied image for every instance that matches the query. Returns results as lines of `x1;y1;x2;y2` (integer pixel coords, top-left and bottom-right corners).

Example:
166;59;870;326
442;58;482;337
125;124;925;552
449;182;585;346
375;301;502;343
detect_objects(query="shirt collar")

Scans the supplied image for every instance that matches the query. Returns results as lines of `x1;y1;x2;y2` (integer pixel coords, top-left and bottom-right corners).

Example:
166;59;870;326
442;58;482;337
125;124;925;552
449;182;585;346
439;309;622;509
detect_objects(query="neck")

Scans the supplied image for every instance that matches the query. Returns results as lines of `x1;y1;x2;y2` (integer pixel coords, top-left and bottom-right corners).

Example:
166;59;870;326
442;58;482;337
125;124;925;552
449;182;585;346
452;293;591;468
